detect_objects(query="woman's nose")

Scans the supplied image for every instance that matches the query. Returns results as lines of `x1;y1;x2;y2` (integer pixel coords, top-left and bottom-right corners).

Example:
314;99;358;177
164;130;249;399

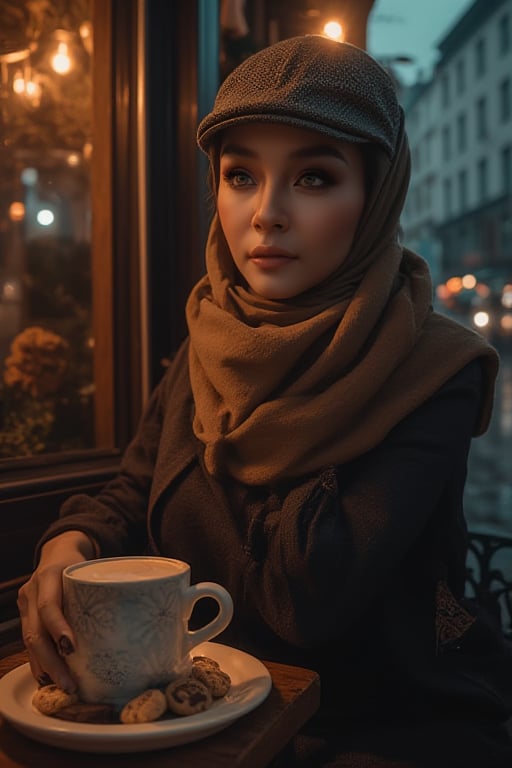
251;186;288;232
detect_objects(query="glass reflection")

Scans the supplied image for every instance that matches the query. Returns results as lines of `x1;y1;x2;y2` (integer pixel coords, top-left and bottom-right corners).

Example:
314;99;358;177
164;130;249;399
0;0;94;459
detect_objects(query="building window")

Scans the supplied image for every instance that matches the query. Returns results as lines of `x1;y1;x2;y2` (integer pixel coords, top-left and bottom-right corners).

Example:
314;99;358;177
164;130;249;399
499;12;510;55
441;72;450;107
443;178;452;217
442;124;451;161
477;157;488;202
503;145;512;194
456;57;465;94
456;112;467;152
475;37;486;77
476;96;487;139
500;77;511;122
458;169;468;211
502;210;512;258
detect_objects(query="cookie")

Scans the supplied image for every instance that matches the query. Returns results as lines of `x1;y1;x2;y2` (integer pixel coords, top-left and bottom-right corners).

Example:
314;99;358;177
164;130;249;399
191;664;231;697
32;684;79;716
165;676;212;716
192;655;220;670
120;688;167;724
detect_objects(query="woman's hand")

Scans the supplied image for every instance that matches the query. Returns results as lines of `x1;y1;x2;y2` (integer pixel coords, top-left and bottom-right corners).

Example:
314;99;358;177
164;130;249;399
17;530;97;693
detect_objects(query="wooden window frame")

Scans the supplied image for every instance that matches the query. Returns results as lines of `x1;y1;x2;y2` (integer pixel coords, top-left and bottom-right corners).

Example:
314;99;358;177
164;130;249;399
0;0;220;643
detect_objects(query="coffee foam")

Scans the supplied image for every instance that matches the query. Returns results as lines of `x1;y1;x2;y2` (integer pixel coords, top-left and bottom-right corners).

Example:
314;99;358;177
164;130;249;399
67;557;186;583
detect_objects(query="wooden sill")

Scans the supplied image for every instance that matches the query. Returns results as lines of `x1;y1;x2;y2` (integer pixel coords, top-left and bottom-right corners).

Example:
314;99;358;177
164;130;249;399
0;452;120;501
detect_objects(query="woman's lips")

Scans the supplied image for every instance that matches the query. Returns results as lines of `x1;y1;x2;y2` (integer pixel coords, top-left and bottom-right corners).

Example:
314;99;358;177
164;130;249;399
248;246;297;269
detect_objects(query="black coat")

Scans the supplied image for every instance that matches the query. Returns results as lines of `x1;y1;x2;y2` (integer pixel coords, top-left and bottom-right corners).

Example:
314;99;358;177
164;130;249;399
39;341;512;766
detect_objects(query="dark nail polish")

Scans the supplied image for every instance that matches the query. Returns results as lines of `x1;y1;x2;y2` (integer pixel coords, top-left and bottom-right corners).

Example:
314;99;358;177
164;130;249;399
58;634;75;656
37;672;53;687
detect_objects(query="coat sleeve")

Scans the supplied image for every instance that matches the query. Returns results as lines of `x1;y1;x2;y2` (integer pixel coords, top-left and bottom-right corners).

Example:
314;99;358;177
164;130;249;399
35;370;170;562
240;359;484;648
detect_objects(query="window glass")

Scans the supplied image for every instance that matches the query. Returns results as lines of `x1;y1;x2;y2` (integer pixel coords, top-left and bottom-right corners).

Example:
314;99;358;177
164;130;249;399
441;72;450;106
503;145;512;193
443;178;452;217
457;111;467;152
442;124;451;161
477;156;488;201
458;169;468;212
499;12;510;54
476;95;487;140
456;57;466;93
475;36;486;76
0;0;101;460
500;77;511;122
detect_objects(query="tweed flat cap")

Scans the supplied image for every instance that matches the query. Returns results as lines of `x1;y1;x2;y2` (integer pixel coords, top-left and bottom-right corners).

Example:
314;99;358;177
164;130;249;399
197;35;402;159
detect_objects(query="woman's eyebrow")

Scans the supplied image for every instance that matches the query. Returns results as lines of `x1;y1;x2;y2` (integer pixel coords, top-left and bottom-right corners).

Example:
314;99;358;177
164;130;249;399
220;141;348;163
290;144;349;163
220;143;257;158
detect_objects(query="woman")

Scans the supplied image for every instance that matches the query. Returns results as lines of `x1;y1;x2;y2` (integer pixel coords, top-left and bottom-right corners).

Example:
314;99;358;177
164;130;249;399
18;36;512;767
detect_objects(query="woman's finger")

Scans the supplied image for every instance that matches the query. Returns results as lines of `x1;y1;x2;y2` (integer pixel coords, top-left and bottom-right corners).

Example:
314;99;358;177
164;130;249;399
36;564;75;651
18;573;77;693
18;580;47;684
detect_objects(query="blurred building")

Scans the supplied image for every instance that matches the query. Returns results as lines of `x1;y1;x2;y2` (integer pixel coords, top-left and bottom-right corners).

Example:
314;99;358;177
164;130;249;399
401;0;512;287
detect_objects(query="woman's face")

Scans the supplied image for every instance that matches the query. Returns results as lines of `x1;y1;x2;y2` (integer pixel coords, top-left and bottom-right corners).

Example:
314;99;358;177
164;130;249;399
216;123;366;300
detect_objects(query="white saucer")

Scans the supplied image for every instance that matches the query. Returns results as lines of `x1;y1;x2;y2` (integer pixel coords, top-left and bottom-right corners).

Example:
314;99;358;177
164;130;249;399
0;642;272;753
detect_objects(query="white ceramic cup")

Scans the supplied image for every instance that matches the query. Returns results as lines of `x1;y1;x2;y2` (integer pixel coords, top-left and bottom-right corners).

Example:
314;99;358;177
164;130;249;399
61;556;234;705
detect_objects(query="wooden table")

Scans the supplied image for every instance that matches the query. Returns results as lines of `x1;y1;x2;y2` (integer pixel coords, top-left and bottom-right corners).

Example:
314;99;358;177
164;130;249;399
0;642;320;768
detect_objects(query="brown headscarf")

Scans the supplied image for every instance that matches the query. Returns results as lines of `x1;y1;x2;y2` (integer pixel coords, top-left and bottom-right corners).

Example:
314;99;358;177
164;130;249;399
186;37;499;486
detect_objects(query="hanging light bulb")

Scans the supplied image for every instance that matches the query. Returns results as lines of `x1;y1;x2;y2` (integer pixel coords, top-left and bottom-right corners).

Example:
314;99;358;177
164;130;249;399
79;21;93;55
25;78;42;107
12;69;25;94
51;41;72;74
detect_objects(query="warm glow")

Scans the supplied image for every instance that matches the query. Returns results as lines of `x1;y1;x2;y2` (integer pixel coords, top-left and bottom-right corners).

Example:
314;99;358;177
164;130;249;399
501;314;512;332
475;282;491;298
446;276;463;294
461;273;477;289
323;20;343;41
12;71;25;94
436;284;450;300
8;202;25;221
2;280;19;302
83;141;93;161
25;80;41;99
473;311;490;328
51;42;72;74
79;22;91;40
502;285;512;309
79;21;93;55
67;153;80;167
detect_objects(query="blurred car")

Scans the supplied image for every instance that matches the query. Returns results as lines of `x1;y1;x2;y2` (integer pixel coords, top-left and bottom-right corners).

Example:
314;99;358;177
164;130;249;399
435;266;512;343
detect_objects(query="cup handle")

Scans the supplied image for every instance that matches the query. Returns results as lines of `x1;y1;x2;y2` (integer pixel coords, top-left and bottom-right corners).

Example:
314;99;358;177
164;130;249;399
183;582;234;650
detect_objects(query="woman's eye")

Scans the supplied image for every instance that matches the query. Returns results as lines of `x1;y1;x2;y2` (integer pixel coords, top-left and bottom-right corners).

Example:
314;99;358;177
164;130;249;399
223;169;253;188
297;171;331;188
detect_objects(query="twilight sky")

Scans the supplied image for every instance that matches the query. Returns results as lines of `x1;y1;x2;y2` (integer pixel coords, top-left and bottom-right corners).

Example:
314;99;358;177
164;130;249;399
367;0;475;83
